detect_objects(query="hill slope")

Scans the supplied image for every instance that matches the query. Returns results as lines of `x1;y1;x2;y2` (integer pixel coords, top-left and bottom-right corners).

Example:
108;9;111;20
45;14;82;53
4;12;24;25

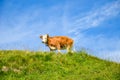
0;50;120;80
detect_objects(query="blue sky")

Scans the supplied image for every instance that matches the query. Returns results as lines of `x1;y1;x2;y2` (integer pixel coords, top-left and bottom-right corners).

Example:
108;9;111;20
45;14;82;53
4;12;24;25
0;0;120;62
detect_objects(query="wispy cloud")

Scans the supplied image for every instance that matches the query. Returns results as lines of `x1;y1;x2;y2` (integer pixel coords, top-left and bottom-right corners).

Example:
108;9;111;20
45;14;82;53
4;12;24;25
68;0;120;34
66;0;120;44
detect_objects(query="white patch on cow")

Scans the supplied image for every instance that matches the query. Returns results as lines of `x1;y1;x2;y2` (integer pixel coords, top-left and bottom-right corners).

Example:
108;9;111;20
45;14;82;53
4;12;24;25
42;34;48;43
49;46;56;50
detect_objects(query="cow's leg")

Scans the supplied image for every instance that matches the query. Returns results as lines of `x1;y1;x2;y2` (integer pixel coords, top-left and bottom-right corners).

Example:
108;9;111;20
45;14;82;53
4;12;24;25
57;44;61;53
67;45;73;54
67;46;71;53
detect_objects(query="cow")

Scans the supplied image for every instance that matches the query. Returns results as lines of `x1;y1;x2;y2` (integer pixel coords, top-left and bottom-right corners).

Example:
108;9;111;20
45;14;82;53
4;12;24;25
40;34;74;53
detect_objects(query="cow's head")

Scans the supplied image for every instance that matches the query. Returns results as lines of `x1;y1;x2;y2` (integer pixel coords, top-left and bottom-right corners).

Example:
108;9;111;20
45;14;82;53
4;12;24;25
40;34;49;43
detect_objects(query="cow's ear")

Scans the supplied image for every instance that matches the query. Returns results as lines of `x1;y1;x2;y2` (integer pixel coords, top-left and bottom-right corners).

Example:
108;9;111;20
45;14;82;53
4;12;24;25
40;35;43;39
47;34;49;38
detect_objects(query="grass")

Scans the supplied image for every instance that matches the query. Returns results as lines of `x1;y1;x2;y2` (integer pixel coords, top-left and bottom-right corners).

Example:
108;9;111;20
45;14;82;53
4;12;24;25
0;50;120;80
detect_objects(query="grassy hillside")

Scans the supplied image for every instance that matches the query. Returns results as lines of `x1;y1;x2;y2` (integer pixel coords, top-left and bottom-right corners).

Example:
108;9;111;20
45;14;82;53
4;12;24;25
0;50;120;80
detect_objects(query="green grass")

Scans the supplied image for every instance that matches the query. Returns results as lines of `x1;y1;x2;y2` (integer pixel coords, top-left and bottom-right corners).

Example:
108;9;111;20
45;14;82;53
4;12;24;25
0;50;120;80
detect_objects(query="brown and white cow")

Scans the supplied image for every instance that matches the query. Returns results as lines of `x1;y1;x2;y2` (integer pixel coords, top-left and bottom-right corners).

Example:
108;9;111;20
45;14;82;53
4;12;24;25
40;34;74;53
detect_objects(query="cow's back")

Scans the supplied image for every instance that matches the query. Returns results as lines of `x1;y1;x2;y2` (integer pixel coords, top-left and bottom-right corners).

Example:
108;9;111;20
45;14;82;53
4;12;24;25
53;36;73;46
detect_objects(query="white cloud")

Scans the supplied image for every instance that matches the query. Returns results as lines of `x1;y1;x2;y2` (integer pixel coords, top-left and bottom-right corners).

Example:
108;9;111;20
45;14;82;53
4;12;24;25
68;0;120;34
67;0;120;48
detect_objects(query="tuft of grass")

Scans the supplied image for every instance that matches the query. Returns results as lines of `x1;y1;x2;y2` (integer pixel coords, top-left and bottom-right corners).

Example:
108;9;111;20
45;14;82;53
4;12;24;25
0;50;120;80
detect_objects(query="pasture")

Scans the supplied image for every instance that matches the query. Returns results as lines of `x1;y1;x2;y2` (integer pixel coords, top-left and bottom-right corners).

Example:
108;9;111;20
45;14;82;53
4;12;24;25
0;50;120;80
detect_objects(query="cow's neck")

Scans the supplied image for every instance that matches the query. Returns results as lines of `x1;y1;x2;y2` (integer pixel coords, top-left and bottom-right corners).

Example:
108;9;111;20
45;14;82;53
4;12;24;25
45;38;49;46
